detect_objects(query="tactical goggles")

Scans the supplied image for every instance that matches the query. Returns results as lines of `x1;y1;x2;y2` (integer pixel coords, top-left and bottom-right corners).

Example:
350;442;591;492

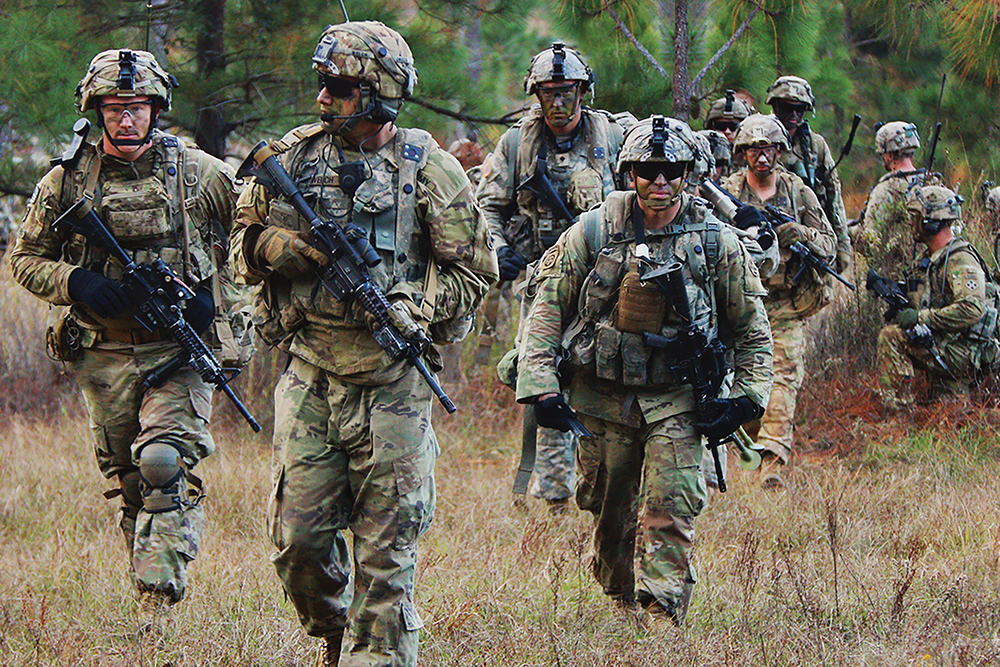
745;145;779;160
632;161;688;182
318;73;361;100
537;83;580;102
774;101;810;116
711;121;739;133
99;100;154;120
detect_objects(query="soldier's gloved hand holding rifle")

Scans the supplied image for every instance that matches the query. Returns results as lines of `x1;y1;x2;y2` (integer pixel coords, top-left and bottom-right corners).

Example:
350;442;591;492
254;226;330;278
866;269;952;374
694;396;760;441
67;268;129;319
496;245;528;281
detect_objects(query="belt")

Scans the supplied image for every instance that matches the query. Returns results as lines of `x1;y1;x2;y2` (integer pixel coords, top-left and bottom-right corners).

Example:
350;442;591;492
100;327;168;345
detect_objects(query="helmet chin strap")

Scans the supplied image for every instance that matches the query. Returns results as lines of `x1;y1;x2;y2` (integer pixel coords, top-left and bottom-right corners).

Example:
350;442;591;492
98;109;157;152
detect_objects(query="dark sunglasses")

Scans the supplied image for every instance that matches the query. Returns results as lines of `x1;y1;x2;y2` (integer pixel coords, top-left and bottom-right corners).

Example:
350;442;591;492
318;73;360;100
711;121;739;133
633;162;687;182
775;101;810;115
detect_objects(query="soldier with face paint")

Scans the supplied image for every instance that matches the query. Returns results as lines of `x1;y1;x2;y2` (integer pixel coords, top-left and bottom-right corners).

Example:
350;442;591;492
516;116;772;624
478;43;635;512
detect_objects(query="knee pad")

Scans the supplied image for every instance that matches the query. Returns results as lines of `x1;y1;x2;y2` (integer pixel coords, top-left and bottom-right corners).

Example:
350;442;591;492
138;442;187;513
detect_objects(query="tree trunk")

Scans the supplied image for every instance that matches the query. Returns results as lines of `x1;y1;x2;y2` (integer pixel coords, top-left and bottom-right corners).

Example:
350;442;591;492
194;0;228;158
672;0;690;120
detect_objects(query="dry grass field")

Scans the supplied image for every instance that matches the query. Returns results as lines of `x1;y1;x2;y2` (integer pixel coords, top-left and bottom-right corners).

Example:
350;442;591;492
4;258;1000;667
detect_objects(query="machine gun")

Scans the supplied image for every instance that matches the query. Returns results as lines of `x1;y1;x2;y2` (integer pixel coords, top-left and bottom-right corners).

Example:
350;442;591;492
238;140;457;413
865;270;951;374
640;262;752;493
698;179;855;290
53;198;261;432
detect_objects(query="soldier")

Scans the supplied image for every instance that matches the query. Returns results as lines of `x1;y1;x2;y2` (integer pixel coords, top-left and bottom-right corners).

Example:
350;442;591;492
878;186;997;411
9;49;239;633
702;91;752;178
695;129;731;184
477;43;634;511
766;75;852;274
856;122;940;275
515;116;773;622
722;114;836;479
229;21;496;667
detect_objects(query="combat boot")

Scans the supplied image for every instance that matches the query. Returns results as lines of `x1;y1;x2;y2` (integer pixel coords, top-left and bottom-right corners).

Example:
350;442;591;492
137;589;173;638
321;628;345;667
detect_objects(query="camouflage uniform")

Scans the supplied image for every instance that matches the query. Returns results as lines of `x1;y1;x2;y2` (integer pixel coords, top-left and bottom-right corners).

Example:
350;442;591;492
703;93;751;179
477;47;633;503
766;76;851;273
516;184;773;616
857;170;940;275
9;49;237;603
231;23;496;666
723;164;835;463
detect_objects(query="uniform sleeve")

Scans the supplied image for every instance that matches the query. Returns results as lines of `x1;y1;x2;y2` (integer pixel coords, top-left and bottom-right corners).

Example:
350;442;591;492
416;148;499;326
922;251;987;332
195;157;239;238
816;135;850;254
474;127;517;249
797;184;837;262
714;227;773;410
229;178;272;285
515;223;591;403
8;167;78;305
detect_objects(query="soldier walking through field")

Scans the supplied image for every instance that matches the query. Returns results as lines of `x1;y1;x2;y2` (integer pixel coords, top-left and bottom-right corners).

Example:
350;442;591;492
9;49;240;635
477;42;634;512
515;116;773;623
230;21;496;667
722;114;836;485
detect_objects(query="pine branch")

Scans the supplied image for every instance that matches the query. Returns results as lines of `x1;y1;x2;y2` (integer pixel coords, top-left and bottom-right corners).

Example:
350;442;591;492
690;4;761;95
407;97;527;125
600;2;670;80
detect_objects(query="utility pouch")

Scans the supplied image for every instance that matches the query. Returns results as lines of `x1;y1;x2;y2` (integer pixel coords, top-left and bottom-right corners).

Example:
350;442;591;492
614;267;665;334
46;312;83;362
594;320;622;381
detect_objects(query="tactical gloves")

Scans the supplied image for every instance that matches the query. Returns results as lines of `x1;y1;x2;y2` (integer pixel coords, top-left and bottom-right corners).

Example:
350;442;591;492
836;249;852;275
497;245;527;282
694;396;762;441
68;268;129;319
733;205;766;230
254;226;329;278
365;298;431;351
184;286;215;334
893;307;920;329
533;394;579;433
776;222;810;248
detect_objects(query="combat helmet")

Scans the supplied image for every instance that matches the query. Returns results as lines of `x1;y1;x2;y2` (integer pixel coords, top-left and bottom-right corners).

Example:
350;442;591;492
524;43;594;95
77;49;177;113
697;129;732;165
732;114;791;152
907;185;963;234
313;21;417;126
617;116;700;173
689;133;716;184
765;75;815;108
875;121;920;155
704;90;752;129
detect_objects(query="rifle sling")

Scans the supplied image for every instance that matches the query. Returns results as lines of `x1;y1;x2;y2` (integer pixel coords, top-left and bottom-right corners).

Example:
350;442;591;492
513;405;538;495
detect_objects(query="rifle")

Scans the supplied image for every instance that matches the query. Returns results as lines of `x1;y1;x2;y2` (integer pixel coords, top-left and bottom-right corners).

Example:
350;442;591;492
830;114;862;172
640;262;735;492
865;270;951;374
239;140;457;414
518;155;576;226
924;122;942;182
53;198;261;432
50;118;91;169
698;179;855;290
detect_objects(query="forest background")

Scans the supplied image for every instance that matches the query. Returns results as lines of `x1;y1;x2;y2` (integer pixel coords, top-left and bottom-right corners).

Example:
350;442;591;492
5;1;1000;666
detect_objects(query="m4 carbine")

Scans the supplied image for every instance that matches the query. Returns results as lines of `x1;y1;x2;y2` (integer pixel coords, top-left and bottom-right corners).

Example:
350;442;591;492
865;270;951;374
239;141;457;413
641;262;735;492
53;198;261;432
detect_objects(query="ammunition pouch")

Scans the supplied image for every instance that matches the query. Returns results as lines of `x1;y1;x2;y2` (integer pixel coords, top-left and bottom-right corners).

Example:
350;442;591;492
46;310;84;362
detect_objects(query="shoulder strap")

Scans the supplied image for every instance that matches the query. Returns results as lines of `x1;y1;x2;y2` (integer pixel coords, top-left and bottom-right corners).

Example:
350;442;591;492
395;128;436;321
503;125;521;192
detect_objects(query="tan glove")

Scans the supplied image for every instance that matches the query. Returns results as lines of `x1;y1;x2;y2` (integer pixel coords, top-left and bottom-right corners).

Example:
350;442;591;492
836;248;852;274
365;299;430;347
776;222;810;248
254;227;328;278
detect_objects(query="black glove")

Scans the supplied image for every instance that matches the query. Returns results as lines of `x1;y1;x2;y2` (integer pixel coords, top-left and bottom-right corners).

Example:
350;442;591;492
67;268;129;319
497;245;527;281
733;205;766;230
184;286;215;334
694;396;762;441
533;394;578;433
